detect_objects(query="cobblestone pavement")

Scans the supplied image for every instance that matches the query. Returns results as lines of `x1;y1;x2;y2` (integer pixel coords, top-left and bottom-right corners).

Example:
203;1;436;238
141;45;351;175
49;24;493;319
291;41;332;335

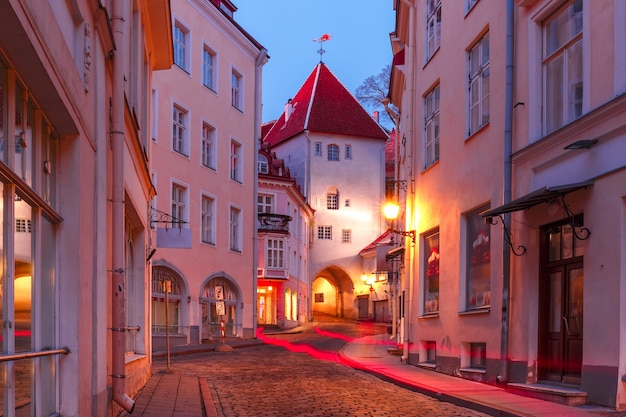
152;316;490;417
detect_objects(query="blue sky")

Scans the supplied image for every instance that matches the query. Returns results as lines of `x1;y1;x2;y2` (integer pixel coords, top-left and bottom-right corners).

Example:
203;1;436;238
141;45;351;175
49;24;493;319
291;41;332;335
234;1;396;124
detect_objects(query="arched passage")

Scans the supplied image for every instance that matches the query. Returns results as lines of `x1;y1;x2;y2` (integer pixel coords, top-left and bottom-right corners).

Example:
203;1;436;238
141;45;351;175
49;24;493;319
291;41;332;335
311;265;355;319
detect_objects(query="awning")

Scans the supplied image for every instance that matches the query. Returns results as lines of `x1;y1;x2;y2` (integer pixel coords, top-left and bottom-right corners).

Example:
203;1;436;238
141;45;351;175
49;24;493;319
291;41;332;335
481;179;593;219
386;246;405;261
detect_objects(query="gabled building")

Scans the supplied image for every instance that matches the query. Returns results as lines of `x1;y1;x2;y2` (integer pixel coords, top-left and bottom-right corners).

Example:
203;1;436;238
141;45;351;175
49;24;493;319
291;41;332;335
390;0;626;410
0;0;171;415
257;141;314;329
263;63;389;320
151;0;267;345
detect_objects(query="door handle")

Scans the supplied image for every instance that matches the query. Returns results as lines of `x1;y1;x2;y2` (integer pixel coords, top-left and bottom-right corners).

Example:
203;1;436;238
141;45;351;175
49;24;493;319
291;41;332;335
562;315;579;336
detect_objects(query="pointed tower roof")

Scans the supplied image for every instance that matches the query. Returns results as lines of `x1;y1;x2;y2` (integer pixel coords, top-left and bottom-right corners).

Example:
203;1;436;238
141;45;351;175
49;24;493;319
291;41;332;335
264;63;388;146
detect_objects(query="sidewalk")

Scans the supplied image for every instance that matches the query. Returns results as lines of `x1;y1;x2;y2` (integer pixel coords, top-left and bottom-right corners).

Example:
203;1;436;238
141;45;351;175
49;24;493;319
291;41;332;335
125;332;625;417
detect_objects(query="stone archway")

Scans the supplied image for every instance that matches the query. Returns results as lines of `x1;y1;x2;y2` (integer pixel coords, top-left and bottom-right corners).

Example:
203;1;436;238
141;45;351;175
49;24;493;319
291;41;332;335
311;265;355;319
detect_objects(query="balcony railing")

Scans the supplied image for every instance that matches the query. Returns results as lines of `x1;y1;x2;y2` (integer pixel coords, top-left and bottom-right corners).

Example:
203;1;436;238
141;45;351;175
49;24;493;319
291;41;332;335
258;213;292;233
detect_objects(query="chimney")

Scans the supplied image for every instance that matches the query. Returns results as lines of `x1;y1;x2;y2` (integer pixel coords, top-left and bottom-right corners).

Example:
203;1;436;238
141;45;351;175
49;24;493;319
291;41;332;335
284;99;293;123
372;111;379;123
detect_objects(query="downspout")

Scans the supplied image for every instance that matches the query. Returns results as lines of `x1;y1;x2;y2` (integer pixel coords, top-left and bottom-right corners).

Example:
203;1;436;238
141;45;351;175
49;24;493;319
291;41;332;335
304;129;313;321
110;0;135;412
401;0;416;363
499;0;515;385
253;48;268;337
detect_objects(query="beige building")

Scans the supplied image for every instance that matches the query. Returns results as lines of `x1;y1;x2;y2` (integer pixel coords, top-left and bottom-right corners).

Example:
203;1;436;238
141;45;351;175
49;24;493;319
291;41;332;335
391;0;626;410
0;0;171;415
151;0;267;346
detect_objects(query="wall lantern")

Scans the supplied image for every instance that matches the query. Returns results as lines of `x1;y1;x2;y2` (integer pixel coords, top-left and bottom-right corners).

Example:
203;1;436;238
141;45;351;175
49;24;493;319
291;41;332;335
383;202;416;244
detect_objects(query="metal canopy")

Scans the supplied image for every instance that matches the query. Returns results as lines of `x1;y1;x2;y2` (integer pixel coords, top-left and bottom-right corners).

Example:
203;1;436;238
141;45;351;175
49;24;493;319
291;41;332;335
481;179;593;219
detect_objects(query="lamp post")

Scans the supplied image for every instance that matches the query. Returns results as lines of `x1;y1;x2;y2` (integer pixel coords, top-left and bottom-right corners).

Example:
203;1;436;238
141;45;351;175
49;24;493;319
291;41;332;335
383;201;415;350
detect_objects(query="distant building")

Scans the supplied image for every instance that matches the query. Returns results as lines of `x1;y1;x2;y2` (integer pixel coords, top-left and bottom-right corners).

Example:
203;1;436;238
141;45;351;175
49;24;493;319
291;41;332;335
257;141;314;329
263;63;389;320
0;0;171;415
151;0;267;346
390;0;626;410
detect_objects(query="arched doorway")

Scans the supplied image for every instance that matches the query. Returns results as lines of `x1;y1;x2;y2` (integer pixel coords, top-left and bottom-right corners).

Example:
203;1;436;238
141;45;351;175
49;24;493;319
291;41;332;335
200;275;242;340
151;266;187;348
311;266;355;319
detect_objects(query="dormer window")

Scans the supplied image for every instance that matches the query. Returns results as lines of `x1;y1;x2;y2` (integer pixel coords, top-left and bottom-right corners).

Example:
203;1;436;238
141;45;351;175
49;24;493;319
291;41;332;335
258;154;269;174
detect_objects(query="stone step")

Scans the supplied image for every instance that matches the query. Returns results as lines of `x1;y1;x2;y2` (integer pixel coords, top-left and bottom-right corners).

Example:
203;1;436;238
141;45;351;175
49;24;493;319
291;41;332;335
506;382;587;406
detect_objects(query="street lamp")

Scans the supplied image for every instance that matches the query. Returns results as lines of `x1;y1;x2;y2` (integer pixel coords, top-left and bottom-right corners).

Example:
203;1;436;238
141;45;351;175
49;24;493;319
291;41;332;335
383;202;416;244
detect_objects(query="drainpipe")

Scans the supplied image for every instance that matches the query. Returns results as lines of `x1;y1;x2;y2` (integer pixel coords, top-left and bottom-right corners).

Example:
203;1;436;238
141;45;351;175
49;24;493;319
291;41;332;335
498;0;514;385
253;48;267;337
401;0;416;364
110;0;135;412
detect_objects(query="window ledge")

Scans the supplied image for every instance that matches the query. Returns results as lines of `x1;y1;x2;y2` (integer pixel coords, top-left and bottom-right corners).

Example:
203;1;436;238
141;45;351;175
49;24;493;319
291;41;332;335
458;307;490;316
125;353;147;364
419;312;439;319
460;367;486;374
418;362;437;370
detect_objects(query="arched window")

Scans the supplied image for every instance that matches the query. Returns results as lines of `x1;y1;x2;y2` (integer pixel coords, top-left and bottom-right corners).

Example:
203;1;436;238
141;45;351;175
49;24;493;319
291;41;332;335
152;267;183;334
201;278;238;336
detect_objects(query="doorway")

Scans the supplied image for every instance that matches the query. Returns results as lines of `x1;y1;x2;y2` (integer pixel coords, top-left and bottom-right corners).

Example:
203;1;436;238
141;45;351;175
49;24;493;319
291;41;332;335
538;221;584;385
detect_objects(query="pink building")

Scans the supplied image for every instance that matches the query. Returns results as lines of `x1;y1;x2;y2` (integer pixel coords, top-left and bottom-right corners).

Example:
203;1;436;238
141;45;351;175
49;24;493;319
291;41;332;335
257;141;314;329
391;0;626;410
0;0;171;415
151;0;267;345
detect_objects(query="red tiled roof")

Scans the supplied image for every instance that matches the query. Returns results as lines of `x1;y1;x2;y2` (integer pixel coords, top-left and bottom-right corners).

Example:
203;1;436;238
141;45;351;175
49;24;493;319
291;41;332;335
359;230;393;254
264;63;388;146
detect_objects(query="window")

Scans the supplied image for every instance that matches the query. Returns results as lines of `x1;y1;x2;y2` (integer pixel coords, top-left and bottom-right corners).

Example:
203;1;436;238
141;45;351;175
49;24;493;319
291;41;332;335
201;195;215;244
202;46;216;90
466;0;479;13
317;225;332;240
171;183;187;228
16;218;32;233
341;229;351;243
466;205;490;309
267;238;284;268
426;0;441;61
424;229;440;313
470;343;486;368
257;194;273;214
345;199;350;207
326;189;339;210
231;69;243;110
327;144;339;161
172;105;188;156
230;139;242;182
173;22;188;71
315;142;322;156
424;85;440;168
345;145;352;160
543;0;583;134
229;206;241;251
424;340;437;364
201;122;216;169
468;33;489;136
151;267;182;334
257;154;269;174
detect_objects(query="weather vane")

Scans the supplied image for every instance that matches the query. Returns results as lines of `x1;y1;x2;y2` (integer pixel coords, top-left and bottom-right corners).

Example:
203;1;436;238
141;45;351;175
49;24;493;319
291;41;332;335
313;34;331;63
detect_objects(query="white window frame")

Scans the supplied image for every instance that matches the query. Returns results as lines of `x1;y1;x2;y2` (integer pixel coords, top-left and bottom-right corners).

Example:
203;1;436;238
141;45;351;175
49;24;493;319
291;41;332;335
171;182;188;228
229;205;242;252
317;225;332;240
267;238;285;268
425;0;441;62
341;229;351;243
257;194;273;214
173;21;189;71
231;68;243;110
202;45;216;90
468;33;490;136
344;144;352;160
172;104;189;156
315;142;322;156
424;84;440;168
327;144;339;161
201;121;216;169
326;193;339;210
201;194;215;244
230;139;243;183
257;154;269;174
542;0;583;135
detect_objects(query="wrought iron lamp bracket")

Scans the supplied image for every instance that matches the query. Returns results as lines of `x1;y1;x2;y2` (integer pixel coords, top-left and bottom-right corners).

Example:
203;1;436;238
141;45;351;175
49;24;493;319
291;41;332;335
150;208;187;229
487;214;527;257
559;195;591;240
389;227;416;244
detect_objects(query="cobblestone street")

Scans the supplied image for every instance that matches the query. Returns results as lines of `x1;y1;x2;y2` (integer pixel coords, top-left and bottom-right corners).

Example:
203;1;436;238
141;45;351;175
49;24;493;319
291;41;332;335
149;316;490;417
